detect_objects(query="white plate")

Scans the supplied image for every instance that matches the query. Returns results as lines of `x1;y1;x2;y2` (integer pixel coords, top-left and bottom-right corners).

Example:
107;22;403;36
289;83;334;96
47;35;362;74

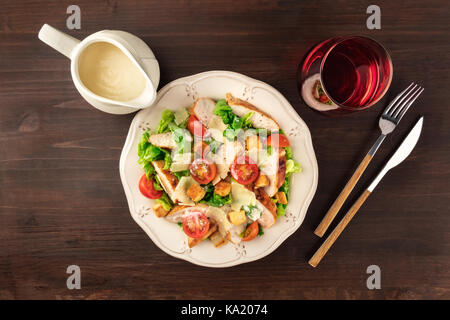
119;71;318;267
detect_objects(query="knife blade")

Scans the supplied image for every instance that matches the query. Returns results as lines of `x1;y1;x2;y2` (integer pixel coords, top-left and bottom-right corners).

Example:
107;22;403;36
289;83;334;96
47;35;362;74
368;116;424;192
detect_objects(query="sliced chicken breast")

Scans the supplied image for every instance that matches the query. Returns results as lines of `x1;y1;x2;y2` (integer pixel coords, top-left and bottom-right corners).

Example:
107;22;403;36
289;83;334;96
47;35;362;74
191;97;217;128
277;154;287;189
152;160;179;202
149;132;177;149
254;188;277;228
191;97;228;143
226;93;280;131
165;204;208;223
259;148;280;197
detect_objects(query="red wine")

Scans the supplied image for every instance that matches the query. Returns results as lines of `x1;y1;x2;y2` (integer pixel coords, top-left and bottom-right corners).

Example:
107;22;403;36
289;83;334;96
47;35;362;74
321;37;392;108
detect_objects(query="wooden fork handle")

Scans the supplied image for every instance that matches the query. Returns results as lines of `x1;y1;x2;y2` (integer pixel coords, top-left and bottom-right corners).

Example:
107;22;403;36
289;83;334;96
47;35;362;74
309;189;372;267
314;153;373;237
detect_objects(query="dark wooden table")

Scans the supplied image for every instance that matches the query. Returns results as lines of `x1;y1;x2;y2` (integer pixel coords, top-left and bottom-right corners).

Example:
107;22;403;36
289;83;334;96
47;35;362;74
0;0;449;300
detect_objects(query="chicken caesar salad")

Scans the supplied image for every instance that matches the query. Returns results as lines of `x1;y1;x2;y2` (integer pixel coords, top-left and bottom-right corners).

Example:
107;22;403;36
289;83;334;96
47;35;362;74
137;93;301;248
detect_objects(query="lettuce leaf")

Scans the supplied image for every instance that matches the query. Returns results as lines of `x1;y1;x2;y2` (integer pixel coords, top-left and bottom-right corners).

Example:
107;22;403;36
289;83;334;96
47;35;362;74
213;100;234;124
163;150;172;170
284;146;293;160
169;122;192;154
277;176;290;217
173;170;190;180
156;193;174;211
286;159;302;177
258;224;264;236
138;131;172;176
214;100;253;141
207;193;232;207
208;140;223;154
153;176;163;191
241;112;254;128
277;203;287;217
157;109;175;133
200;183;232;207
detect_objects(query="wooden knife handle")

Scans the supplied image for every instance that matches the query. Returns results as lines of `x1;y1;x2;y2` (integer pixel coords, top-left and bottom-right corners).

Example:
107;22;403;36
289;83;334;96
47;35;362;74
314;153;373;237
309;189;371;267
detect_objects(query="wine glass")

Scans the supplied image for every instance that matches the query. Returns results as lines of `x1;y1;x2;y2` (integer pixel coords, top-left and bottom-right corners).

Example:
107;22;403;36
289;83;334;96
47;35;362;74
298;36;393;115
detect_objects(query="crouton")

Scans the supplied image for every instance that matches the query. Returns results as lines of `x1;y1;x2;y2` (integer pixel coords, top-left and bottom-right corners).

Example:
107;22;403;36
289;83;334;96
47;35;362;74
214;180;231;197
276;191;288;205
210;230;227;247
152;203;169;218
228;210;247;226
254;174;270;188
186;183;206;202
246;135;262;151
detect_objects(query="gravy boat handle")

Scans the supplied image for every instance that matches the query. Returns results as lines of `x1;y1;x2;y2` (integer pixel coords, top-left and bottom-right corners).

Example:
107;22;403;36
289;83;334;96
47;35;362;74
38;24;80;59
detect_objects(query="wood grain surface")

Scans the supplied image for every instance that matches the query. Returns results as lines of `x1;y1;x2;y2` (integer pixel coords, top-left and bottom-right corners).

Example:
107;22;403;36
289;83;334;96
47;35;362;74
0;0;449;300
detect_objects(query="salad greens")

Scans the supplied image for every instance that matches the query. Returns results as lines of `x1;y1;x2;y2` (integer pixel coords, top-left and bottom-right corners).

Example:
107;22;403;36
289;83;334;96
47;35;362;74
207;140;223;154
153;176;163;191
138;131;171;177
284;146;301;177
200;183;233;207
156;193;174;211
173;170;190;180
284;146;293;160
139;109;192;211
214;99;254;141
276;176;290;217
169;123;191;154
317;83;333;105
286;159;301;176
258;225;264;236
157;109;175;133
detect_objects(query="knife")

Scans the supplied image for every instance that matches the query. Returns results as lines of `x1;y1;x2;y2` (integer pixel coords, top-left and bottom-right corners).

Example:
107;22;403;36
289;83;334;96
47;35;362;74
309;117;424;267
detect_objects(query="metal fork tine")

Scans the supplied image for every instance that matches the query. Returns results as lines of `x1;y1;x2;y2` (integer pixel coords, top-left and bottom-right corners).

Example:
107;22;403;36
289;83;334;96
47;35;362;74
395;87;424;121
383;82;415;115
392;86;423;119
388;83;419;117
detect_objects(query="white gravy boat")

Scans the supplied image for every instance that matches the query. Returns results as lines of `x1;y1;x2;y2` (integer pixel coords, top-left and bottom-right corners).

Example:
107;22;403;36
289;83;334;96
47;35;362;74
38;24;160;114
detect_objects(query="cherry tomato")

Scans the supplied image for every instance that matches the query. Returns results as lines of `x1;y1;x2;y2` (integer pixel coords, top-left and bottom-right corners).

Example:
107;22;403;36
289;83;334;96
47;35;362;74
187;114;209;139
190;158;217;184
266;134;290;148
182;211;210;239
138;174;163;199
242;221;259;241
230;155;259;185
319;94;331;103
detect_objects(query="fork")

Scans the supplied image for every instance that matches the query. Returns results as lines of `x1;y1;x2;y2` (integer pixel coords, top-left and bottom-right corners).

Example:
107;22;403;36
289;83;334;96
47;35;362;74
314;83;425;237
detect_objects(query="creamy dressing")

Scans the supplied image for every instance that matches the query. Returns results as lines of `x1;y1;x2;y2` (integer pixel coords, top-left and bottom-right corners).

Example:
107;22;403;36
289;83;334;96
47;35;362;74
78;42;146;102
